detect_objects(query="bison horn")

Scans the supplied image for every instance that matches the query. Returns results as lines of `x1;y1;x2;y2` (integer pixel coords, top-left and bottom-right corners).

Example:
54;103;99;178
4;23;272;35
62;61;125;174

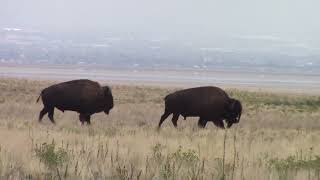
103;86;112;96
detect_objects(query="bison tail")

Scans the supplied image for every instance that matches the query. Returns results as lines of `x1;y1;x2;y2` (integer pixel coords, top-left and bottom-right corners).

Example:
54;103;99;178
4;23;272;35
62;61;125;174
36;94;41;103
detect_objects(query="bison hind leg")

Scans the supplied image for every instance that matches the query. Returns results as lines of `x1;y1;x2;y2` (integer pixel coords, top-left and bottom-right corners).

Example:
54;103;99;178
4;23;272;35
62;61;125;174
171;114;179;128
79;114;91;125
47;107;55;124
79;114;85;125
39;107;48;122
86;115;91;125
158;111;171;129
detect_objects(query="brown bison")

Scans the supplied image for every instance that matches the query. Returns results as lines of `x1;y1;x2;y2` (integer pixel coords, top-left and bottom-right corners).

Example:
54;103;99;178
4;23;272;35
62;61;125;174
158;86;242;129
37;79;114;125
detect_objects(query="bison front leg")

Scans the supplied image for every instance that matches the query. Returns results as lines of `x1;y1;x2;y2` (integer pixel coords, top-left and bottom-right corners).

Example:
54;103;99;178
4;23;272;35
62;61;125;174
226;121;233;128
212;120;225;129
79;114;86;125
198;118;207;128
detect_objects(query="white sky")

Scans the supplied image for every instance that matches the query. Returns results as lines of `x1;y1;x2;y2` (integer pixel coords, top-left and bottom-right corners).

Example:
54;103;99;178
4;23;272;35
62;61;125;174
1;0;319;43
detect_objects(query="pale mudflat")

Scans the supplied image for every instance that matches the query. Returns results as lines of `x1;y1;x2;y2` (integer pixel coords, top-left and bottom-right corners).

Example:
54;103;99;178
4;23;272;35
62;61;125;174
1;64;319;95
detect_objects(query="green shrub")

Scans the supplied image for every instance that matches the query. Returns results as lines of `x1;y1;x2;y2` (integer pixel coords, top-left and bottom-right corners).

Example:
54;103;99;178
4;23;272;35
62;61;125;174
268;155;320;180
268;155;320;171
35;141;68;170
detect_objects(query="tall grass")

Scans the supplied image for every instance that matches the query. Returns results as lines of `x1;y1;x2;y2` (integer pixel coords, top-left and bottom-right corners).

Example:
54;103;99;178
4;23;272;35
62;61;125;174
0;78;319;179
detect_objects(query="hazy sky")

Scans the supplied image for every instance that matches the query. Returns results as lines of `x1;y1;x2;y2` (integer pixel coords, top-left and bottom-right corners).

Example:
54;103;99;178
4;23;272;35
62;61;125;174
1;0;319;41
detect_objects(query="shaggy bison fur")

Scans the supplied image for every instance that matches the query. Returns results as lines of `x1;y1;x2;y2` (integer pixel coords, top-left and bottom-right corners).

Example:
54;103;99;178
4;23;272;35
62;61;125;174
37;79;113;125
158;86;242;129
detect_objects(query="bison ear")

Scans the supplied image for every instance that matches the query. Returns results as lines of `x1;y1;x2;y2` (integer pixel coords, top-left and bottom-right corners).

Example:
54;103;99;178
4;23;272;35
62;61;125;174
103;86;112;96
227;98;242;115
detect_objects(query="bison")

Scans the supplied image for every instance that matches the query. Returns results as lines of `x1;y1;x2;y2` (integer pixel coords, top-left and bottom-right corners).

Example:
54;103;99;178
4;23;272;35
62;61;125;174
158;86;242;129
37;79;114;125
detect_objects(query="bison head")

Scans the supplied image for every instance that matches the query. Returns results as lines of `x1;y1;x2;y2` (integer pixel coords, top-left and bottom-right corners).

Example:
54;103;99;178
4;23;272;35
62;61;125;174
224;98;242;128
102;86;114;114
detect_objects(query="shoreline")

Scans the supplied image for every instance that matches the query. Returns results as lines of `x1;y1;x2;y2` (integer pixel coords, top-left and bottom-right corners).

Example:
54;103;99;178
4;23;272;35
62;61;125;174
0;64;319;95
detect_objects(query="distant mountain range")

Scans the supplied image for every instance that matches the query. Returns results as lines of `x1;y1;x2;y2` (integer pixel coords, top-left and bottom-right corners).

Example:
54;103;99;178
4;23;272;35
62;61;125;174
0;28;319;74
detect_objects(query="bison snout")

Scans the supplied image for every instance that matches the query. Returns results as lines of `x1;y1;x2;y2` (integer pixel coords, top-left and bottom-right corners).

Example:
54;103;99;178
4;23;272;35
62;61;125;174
236;115;241;123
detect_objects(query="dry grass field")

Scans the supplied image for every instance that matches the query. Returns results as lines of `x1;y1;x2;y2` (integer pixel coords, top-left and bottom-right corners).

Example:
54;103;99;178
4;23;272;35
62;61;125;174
0;78;320;180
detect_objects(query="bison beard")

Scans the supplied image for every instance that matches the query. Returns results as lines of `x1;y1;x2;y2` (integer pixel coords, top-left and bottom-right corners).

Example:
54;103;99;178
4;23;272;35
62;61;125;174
37;79;113;125
158;86;242;129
